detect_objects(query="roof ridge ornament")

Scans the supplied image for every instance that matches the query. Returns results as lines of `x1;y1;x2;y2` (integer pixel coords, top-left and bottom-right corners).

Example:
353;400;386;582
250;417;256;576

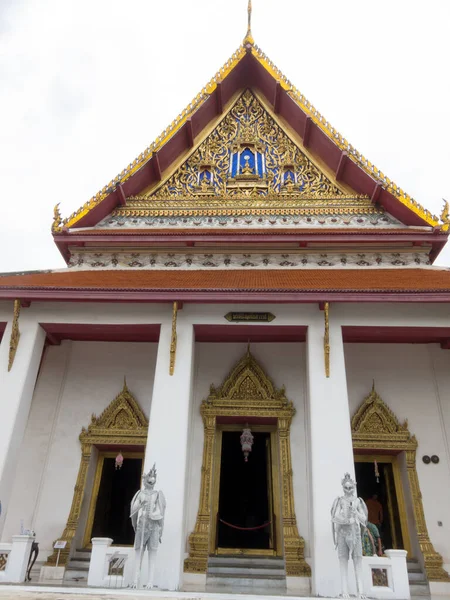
243;0;254;46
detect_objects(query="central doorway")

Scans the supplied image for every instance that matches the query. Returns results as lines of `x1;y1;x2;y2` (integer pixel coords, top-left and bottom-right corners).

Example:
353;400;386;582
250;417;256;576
211;425;280;557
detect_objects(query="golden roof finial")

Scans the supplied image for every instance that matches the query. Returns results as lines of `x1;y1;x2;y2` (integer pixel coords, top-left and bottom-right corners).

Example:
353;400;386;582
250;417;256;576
243;0;254;46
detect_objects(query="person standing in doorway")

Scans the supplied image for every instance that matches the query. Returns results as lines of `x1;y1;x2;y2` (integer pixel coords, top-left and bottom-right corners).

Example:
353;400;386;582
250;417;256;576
366;494;383;528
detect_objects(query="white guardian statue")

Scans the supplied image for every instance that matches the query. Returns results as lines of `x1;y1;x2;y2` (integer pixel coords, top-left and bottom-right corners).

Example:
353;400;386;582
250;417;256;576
331;472;368;598
130;464;166;589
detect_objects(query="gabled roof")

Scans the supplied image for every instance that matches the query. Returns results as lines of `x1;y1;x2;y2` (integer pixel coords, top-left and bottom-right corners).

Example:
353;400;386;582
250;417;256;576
53;30;443;234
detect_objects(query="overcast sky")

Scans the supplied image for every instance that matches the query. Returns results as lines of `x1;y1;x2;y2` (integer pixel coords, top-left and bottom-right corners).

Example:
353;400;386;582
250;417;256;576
1;0;449;272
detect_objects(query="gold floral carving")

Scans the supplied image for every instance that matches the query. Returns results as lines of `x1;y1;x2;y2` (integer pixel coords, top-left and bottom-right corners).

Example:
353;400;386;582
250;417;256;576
149;90;341;200
170;301;177;376
8;300;21;372
45;380;148;567
324;302;330;378
352;384;450;582
184;348;310;577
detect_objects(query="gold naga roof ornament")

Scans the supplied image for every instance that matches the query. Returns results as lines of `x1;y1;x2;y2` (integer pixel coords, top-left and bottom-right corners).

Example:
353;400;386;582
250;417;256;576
55;1;439;232
440;199;450;232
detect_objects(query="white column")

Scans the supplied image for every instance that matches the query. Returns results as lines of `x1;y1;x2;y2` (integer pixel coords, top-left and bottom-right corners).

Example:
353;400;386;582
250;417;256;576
143;314;194;591
307;316;355;597
0;316;46;538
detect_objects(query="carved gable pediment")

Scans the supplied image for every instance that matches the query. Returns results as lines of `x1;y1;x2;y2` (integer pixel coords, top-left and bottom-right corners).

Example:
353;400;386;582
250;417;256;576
352;383;416;450
146;90;342;202
80;379;148;444
202;348;294;420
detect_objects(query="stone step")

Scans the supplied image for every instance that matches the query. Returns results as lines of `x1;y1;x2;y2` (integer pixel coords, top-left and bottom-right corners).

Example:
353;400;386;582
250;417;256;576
73;549;92;560
409;582;431;596
67;559;90;570
64;567;88;582
206;575;286;589
408;571;427;583
208;565;285;577
208;556;284;567
209;559;284;569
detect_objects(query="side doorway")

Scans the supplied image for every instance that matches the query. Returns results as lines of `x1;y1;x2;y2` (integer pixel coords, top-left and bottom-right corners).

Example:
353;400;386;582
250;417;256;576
354;454;412;556
83;451;144;547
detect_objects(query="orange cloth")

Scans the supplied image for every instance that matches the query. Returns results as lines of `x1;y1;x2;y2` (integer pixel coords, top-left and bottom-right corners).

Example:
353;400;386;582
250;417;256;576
366;498;383;525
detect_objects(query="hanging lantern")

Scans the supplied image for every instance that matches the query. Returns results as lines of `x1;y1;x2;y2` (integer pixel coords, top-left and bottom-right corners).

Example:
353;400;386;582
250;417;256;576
240;426;254;462
374;460;379;483
115;452;124;470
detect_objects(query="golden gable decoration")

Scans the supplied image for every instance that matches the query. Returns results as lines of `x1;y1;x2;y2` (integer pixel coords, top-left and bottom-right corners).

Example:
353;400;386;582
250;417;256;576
141;90;342;201
352;383;449;582
205;345;293;417
352;382;414;451
80;378;148;443
46;380;148;567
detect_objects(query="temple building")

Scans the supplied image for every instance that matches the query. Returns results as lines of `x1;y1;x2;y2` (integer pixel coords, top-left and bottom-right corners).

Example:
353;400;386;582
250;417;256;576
1;3;450;597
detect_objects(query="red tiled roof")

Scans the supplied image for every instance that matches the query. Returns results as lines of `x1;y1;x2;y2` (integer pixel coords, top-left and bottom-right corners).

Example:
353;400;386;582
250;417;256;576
0;269;450;292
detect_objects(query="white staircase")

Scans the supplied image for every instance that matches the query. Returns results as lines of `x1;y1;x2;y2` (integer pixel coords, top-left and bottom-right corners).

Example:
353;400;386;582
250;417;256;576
408;558;430;599
63;548;91;585
206;555;286;592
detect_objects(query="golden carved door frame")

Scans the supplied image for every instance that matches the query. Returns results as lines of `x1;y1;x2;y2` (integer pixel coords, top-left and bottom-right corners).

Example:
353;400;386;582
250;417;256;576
184;348;310;577
352;384;450;582
45;380;148;567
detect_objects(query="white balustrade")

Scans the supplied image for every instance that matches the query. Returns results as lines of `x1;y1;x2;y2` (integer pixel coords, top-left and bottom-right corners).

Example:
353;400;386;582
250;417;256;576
0;534;34;583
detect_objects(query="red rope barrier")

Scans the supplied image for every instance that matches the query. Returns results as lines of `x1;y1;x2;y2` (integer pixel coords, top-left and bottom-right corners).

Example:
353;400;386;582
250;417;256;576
219;518;271;531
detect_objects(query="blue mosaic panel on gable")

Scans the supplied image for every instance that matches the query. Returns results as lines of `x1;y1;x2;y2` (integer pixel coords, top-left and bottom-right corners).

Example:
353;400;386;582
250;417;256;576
257;153;263;176
231;152;238;177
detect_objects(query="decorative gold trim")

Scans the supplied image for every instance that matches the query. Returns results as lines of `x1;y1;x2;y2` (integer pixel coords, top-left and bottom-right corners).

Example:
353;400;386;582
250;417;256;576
323;302;330;378
170;301;177;376
352;384;450;582
184;349;310;577
45;380;148;567
8;300;21;372
118;193;375;218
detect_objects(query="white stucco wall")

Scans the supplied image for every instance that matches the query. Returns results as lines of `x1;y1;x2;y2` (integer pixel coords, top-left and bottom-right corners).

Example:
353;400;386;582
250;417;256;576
345;342;450;571
2;340;158;557
184;342;310;556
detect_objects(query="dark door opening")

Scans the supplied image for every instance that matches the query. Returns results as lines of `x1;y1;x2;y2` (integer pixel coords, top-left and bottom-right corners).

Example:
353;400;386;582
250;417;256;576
217;431;272;551
355;461;404;551
90;456;142;545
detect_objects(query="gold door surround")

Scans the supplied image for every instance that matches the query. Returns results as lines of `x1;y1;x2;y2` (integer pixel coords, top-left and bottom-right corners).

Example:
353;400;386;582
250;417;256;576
352;383;450;582
82;450;144;548
184;348;310;577
211;424;281;557
45;380;148;567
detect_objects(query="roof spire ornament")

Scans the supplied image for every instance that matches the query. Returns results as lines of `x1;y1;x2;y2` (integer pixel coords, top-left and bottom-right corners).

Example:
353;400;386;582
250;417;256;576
243;0;254;46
